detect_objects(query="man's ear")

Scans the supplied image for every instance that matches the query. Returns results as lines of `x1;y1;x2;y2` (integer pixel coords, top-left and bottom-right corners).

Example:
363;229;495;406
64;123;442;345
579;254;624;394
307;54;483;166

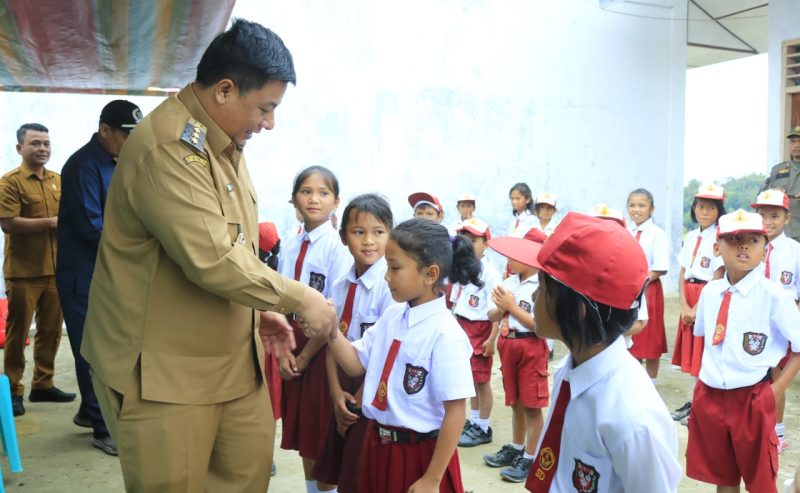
214;79;236;105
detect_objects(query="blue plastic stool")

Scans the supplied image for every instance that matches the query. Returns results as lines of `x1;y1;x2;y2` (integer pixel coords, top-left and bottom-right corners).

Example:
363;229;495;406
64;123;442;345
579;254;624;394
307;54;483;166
0;375;22;492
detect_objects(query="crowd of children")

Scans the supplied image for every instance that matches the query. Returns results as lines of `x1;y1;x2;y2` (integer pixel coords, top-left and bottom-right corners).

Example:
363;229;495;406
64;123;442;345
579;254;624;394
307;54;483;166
257;167;800;492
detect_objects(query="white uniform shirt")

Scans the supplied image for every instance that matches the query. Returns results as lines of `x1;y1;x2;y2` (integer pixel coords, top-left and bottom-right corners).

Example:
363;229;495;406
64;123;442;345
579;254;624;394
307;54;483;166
354;297;475;432
532;219;558;237
450;256;502;321
537;338;681;492
758;233;800;300
678;225;723;280
277;220;350;298
695;269;800;389
508;210;538;238
329;257;397;341
501;273;538;333
630;218;669;272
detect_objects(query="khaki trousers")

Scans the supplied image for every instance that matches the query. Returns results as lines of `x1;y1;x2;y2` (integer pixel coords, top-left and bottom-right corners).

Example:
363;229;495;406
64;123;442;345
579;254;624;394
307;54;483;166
4;276;63;395
92;368;274;493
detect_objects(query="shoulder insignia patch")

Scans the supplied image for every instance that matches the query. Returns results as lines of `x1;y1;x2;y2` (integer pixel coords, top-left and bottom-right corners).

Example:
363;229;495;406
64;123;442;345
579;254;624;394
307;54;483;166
183;154;208;168
180;118;207;154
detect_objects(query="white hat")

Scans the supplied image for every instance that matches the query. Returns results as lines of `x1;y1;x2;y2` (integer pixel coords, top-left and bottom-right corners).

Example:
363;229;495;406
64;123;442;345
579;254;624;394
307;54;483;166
457;193;476;203
695;183;725;201
535;192;557;207
456;218;491;239
717;209;766;238
750;189;789;211
589;203;625;227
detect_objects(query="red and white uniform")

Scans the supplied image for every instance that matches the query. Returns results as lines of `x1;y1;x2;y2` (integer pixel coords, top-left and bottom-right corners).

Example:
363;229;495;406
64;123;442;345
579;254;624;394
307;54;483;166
278;220;350;297
759;232;800;301
330;258;397;341
502;273;538;334
678;225;723;282
509;210;538;238
629;218;669;359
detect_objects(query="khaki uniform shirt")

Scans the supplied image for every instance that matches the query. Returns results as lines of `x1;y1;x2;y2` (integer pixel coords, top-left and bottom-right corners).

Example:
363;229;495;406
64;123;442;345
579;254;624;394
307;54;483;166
765;160;800;240
0;165;60;279
82;84;305;404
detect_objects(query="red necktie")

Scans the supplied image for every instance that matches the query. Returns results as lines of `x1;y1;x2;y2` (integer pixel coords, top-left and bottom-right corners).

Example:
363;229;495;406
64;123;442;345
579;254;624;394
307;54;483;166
339;282;357;337
712;289;732;346
371;339;401;411
635;230;642;242
527;379;571;492
293;239;310;281
500;313;510;337
689;235;703;267
765;243;774;278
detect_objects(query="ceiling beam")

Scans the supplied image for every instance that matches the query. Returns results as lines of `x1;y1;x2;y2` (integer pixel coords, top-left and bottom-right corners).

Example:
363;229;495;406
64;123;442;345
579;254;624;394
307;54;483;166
689;0;758;54
715;3;767;21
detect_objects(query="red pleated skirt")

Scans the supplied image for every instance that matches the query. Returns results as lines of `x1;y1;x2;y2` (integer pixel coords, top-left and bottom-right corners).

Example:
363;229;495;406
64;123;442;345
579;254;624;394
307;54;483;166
630;279;667;359
671;281;706;377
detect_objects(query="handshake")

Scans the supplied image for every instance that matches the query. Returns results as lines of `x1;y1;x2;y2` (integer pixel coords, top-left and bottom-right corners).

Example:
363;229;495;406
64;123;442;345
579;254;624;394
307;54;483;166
258;286;339;358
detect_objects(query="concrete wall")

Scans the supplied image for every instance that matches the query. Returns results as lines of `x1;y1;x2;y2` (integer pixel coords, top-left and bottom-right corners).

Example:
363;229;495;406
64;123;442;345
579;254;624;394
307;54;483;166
768;0;800;165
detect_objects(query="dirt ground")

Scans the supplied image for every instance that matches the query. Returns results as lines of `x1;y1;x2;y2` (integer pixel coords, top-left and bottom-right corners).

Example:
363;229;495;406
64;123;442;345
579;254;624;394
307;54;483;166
2;296;799;492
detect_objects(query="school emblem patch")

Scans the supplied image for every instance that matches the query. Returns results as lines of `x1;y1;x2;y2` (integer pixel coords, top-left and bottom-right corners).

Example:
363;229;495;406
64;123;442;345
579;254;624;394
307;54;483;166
519;300;532;313
403;364;428;395
308;272;326;293
572;459;600;493
360;322;375;333
781;271;794;285
468;295;479;308
538;447;556;471
742;332;768;356
700;257;710;268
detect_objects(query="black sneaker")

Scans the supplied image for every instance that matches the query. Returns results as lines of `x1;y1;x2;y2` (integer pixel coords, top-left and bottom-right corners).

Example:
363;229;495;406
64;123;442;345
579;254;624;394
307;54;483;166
459;424;492;447
500;456;534;483
671;401;691;421
461;420;472;436
483;444;522;468
73;411;92;428
29;387;76;403
11;395;24;417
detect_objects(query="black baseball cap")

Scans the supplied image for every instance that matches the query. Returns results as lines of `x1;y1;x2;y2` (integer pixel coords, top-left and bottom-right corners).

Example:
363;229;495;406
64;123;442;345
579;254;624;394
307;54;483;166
100;100;143;132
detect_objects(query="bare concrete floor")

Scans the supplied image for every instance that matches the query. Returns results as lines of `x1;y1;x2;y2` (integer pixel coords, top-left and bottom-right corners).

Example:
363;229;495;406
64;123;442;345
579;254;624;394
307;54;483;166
2;298;799;492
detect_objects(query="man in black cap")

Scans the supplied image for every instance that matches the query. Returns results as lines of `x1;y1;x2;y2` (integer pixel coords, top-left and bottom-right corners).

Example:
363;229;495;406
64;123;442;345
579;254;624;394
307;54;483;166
764;126;800;241
55;99;143;455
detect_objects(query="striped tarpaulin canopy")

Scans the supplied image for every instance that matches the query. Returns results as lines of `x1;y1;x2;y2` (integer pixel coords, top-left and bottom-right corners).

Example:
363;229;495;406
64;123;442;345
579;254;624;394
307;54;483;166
0;0;236;95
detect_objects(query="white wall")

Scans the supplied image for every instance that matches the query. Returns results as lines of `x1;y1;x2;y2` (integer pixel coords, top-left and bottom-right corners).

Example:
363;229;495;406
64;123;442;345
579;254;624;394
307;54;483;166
768;0;800;165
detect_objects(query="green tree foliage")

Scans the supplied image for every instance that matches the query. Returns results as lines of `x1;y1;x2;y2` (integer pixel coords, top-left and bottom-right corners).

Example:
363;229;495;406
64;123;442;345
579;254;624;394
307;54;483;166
683;173;766;233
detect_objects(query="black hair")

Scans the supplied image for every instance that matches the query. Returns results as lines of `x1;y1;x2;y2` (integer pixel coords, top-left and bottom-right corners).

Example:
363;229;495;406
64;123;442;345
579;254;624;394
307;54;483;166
291;165;340;201
534;202;556;215
391;219;483;289
259;240;281;271
196;19;296;94
16;123;49;144
509;182;534;216
339;194;394;242
628;188;655;208
690;198;726;224
541;273;642;352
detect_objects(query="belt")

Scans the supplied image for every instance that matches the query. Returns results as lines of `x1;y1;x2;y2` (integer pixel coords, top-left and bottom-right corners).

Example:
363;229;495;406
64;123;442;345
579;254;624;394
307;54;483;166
376;424;439;444
502;329;537;339
685;278;707;285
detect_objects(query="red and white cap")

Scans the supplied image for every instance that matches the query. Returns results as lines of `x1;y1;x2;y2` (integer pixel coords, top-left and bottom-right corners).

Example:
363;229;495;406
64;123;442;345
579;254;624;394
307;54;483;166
535;192;557;207
457;193;476;203
695;183;725;201
750;189;790;211
488;229;547;268
408;192;442;213
588;204;626;227
258;222;280;252
514;212;648;310
456;217;491;239
717;209;767;238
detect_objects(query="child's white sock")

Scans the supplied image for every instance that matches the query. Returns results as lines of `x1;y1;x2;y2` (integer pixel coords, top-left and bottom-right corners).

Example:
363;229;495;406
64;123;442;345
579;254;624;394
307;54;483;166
470;409;480;424
511;443;524;450
477;417;490;433
776;423;786;437
651;378;657;385
306;480;318;493
523;452;536;460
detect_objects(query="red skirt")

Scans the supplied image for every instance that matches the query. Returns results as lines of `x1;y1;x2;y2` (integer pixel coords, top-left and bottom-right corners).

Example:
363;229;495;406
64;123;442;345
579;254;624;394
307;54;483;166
359;421;464;493
280;319;332;458
457;317;493;384
630;279;667;359
264;351;282;420
312;369;368;490
671;281;706;377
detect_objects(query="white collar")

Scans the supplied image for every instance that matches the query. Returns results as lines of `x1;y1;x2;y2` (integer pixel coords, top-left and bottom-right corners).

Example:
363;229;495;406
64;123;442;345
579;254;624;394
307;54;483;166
346;257;387;290
406;296;446;327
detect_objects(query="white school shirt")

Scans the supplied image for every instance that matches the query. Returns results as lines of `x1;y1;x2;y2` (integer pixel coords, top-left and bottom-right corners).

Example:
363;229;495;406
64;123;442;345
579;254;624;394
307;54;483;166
694;269;800;389
450;256;502;321
277;220;350;298
624;296;649;349
532;218;558;237
758;232;800;300
630;218;669;272
508;210;538;238
329;257;397;341
354;296;475;433
501;273;538;333
538;338;681;492
677;225;723;280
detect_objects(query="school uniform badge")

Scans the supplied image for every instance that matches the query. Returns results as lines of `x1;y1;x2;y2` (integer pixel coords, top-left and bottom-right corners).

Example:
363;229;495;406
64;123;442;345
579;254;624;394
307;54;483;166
572;459;600;493
700;257;710;268
519;300;532;313
781;271;794;285
468;295;479;308
403;364;428;395
308;272;326;293
742;332;767;355
360;322;374;333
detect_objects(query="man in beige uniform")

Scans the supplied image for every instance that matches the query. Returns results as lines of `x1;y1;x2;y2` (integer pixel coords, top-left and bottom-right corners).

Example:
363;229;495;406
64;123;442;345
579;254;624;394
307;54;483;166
764;126;800;241
81;20;337;492
0;123;75;417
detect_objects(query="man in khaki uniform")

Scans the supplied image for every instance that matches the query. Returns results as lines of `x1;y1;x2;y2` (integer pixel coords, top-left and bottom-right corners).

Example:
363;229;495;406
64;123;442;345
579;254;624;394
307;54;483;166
82;20;337;492
0;123;75;417
764;126;800;241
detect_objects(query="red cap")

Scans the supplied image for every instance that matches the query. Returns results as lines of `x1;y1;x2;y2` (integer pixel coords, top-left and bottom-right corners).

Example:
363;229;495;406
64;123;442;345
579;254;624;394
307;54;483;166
527;212;648;310
488;229;547;268
456;218;491;239
750;189;790;211
408;192;442;213
258;222;280;252
717;209;767;238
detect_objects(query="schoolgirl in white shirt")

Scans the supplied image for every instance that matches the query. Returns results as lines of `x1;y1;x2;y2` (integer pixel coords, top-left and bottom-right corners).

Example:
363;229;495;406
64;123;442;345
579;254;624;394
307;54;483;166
508;182;538;238
532;192;558;237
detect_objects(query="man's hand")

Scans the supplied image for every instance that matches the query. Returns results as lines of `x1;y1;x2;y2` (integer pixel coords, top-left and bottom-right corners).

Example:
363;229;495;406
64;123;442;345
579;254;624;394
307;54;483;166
259;311;295;359
295;287;337;338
